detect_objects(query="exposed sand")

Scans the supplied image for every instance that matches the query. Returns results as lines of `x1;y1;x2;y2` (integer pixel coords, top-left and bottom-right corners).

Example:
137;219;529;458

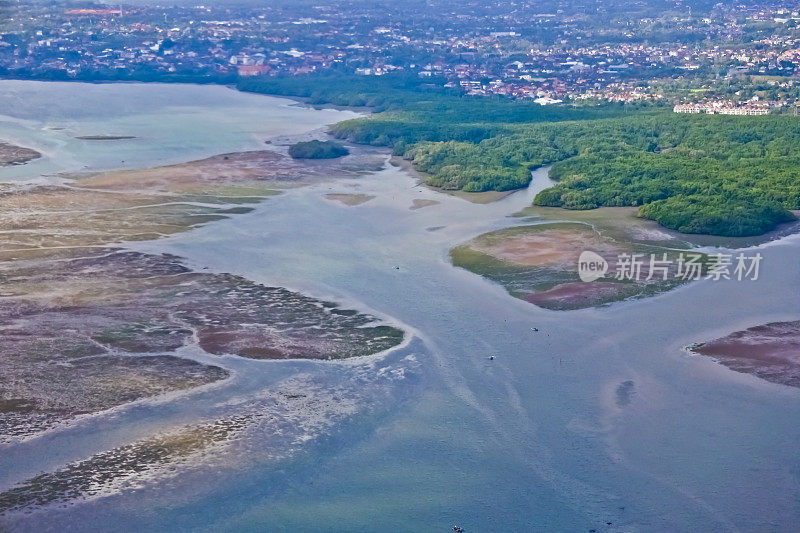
0;147;386;261
692;321;800;388
326;193;375;206
81;150;310;193
76;135;137;141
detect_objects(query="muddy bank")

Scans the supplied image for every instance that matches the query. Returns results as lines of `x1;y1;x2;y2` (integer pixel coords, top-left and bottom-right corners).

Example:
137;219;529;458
0;248;402;442
451;222;709;311
518;205;800;250
77;147;385;198
691;321;800;388
0;142;40;167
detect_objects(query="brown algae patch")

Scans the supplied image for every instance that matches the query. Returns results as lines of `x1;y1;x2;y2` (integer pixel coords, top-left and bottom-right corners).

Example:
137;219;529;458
0;146;403;443
691;321;800;388
452;222;709;310
523;281;642;310
325;193;375;206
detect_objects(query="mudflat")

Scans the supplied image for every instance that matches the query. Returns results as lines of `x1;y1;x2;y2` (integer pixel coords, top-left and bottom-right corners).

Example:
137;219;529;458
691;321;800;388
0;145;403;446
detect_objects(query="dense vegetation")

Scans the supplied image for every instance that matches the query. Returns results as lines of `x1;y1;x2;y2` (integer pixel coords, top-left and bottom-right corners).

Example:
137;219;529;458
239;74;453;110
241;74;799;236
288;140;349;159
526;116;800;234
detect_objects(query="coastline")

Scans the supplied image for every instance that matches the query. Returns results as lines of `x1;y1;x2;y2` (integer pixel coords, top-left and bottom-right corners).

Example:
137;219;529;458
122;146;800;532
1;77;797;241
689;320;800;389
2;80;800;532
517;205;800;249
389;155;516;204
0;93;406;459
0;85;425;518
0;141;40;167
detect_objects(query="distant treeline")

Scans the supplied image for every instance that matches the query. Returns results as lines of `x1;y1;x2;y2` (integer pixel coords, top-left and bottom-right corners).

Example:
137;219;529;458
241;74;798;236
238;73;458;110
0;67;236;85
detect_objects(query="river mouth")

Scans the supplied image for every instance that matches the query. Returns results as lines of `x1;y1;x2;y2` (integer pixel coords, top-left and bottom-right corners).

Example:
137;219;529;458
1;82;799;532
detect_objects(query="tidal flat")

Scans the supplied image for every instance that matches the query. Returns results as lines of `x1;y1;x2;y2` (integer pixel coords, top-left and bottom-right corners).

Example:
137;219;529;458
0;364;410;519
0;249;404;442
0;146;383;260
3;83;800;532
691;321;800;388
450;219;708;310
325;192;375;206
0;417;249;514
0;143;403;446
449;197;797;311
